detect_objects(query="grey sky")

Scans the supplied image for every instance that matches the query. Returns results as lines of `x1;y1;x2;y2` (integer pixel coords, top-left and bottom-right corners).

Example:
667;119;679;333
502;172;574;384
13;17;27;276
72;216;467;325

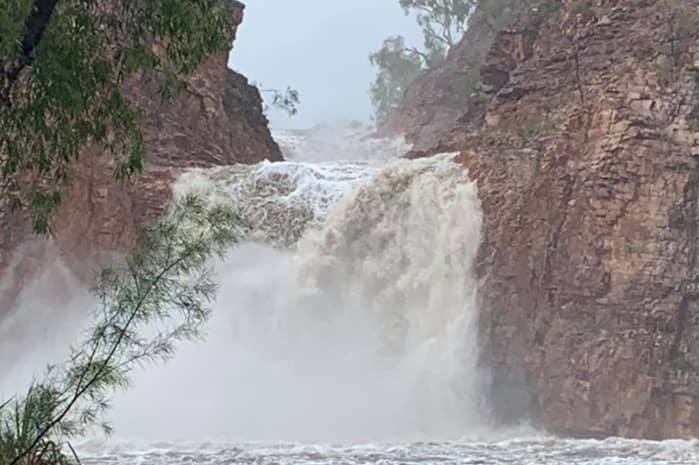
228;1;423;129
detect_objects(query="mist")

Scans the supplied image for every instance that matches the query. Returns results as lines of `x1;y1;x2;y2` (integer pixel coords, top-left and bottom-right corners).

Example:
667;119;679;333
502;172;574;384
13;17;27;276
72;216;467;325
107;152;486;443
0;148;488;445
0;255;92;399
230;0;424;128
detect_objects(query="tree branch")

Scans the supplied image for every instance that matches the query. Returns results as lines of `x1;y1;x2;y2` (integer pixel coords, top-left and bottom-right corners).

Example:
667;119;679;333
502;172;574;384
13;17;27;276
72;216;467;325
1;0;60;106
405;46;431;65
8;235;193;465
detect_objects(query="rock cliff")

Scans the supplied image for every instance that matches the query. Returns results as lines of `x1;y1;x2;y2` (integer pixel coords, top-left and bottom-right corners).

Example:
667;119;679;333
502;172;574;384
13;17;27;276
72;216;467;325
379;0;529;151
389;0;699;439
0;1;281;299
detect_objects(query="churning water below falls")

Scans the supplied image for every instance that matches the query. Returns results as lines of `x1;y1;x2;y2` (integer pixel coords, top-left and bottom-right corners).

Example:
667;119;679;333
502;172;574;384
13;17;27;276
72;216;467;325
6;125;699;464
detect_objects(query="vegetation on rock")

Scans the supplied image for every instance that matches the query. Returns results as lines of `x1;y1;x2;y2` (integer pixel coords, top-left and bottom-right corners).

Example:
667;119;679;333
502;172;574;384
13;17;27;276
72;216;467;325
369;0;476;124
0;0;235;234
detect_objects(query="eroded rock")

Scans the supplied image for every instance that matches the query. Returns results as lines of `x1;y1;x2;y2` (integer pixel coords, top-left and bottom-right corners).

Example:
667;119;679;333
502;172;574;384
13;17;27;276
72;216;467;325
391;0;699;438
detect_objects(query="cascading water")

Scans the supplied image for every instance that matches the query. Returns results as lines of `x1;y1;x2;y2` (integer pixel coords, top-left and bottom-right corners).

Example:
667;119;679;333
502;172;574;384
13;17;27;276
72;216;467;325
102;128;487;443
288;154;485;437
4;126;699;464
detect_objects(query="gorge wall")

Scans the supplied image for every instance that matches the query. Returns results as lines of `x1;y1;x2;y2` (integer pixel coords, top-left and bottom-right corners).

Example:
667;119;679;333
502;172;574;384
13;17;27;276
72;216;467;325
386;0;699;439
0;1;281;297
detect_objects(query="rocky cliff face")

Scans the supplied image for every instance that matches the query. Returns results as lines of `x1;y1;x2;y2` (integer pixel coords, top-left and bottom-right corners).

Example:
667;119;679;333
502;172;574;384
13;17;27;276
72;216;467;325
390;0;699;439
0;1;281;299
379;0;529;151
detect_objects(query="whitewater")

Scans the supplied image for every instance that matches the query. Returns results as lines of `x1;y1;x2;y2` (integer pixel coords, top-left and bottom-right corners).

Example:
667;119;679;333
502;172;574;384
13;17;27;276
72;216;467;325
2;123;699;463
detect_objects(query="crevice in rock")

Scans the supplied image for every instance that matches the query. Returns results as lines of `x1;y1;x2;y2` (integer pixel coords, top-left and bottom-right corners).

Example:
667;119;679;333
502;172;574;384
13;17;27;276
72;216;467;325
543;173;577;308
669;158;699;363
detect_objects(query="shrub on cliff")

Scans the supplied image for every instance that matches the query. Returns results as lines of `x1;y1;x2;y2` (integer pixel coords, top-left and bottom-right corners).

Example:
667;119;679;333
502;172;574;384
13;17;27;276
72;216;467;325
0;0;235;234
0;194;240;465
369;0;476;124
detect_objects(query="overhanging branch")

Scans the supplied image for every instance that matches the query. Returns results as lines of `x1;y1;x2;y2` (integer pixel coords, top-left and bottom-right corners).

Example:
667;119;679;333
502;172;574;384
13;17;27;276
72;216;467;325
1;0;60;106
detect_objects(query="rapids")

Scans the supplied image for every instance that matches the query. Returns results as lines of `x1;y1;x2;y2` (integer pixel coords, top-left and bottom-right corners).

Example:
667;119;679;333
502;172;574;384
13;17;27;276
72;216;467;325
75;437;699;465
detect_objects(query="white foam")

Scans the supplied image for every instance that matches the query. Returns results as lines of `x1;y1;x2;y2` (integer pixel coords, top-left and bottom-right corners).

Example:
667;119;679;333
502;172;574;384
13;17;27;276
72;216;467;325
113;152;484;443
74;436;699;465
174;160;376;247
272;123;412;163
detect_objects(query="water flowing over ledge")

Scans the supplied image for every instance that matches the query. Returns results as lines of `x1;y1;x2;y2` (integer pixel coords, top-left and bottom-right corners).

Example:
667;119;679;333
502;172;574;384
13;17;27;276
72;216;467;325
119;136;488;442
174;160;377;247
5;126;696;464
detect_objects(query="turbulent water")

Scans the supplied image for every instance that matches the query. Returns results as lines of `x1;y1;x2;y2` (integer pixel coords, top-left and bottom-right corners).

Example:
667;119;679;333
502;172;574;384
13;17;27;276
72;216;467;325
75;437;699;464
4;124;699;464
105;128;485;444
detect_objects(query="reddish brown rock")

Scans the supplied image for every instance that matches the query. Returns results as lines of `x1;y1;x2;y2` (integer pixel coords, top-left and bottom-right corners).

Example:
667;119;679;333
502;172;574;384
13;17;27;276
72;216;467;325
0;1;281;298
393;0;699;439
379;0;531;151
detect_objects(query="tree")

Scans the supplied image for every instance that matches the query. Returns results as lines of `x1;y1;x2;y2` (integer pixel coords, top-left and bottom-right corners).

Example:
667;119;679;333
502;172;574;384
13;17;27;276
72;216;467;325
0;194;240;465
0;0;235;234
368;0;476;123
369;36;423;125
400;0;476;60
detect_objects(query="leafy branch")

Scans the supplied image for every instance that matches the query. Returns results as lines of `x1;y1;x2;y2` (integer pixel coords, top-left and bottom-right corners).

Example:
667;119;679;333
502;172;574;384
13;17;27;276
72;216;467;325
1;0;236;233
0;194;240;465
369;0;477;124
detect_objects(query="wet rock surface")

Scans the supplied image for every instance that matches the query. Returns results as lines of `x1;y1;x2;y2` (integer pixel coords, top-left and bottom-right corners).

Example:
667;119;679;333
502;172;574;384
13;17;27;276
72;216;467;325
391;0;699;439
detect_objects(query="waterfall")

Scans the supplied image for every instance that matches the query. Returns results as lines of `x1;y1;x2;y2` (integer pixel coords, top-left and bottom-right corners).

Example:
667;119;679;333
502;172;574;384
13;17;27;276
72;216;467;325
106;127;487;442
0;126;488;443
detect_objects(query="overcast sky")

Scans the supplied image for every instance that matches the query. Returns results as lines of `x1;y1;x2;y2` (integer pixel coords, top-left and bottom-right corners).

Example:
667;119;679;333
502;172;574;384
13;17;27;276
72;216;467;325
228;1;423;129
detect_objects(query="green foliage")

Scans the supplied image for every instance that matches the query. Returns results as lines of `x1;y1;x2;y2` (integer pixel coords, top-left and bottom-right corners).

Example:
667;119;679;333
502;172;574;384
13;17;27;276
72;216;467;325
400;0;476;58
369;36;424;124
0;1;32;59
0;0;235;234
369;0;476;124
0;194;240;465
